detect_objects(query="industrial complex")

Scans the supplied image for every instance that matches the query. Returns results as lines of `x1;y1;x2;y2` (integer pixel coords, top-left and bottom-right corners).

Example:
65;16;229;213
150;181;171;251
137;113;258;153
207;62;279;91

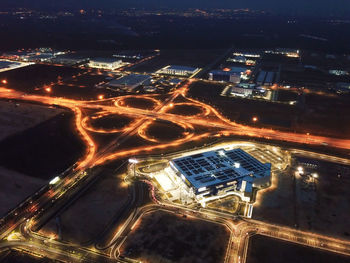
88;58;124;70
156;65;200;77
1;42;350;263
107;74;152;91
1;1;350;261
169;148;271;205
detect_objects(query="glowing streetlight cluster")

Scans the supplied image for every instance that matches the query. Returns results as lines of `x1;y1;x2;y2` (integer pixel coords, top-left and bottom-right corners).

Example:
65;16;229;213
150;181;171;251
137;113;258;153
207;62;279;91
0;75;350;263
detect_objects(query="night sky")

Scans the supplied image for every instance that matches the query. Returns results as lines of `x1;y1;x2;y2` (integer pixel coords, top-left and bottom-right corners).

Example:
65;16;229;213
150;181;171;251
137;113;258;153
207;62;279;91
1;0;350;17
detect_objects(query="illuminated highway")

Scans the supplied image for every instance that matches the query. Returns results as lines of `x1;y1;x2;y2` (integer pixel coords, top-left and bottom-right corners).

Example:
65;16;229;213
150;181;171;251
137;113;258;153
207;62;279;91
1;74;350;263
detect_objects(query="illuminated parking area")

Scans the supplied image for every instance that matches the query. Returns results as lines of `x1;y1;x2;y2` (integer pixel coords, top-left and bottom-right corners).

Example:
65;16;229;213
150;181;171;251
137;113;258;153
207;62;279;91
152;169;176;192
148;166;194;203
244;146;288;172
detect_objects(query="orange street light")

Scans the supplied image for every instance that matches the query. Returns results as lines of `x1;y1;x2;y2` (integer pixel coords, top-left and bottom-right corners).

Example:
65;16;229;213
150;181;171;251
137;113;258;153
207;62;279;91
98;95;104;100
45;87;52;93
252;116;258;122
1;79;7;84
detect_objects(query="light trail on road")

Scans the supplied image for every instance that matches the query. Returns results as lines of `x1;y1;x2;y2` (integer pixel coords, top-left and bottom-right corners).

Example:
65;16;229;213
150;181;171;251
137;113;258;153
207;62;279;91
1;75;350;263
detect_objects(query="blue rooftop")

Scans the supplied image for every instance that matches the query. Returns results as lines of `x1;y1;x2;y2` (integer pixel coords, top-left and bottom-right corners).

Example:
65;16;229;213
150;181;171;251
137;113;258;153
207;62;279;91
0;61;21;69
170;148;271;191
167;65;198;72
109;74;151;86
91;57;121;63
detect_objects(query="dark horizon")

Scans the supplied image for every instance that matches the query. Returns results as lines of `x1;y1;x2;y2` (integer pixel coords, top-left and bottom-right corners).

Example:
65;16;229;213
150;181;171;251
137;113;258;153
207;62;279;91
1;0;350;18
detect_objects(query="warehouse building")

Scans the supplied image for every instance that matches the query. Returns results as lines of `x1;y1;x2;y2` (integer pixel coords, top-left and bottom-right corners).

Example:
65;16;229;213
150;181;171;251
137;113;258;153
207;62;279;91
88;58;123;70
255;70;276;86
209;66;249;83
108;74;152;91
156;65;200;77
230;86;254;97
169;148;271;204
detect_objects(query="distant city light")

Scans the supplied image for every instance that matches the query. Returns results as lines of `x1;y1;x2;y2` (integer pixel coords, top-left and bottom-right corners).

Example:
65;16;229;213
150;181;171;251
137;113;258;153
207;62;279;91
312;173;318;178
1;79;7;84
45;87;52;93
98;94;104;100
252;116;258;122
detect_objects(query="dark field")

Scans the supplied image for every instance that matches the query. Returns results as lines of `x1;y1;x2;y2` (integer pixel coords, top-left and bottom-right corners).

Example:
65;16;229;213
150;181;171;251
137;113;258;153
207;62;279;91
188;80;350;138
2;12;350;53
247;235;350;263
276;89;300;103
253;157;350;240
0;111;85;179
129;49;225;73
0;64;82;93
299;93;350;137
121;97;158;110
0;64;122;100
50;83;123;100
89;114;134;130
146;120;186;142
40;163;133;245
188;80;296;129
63;72;107;86
167;104;203;116
121;210;230;263
0;250;59;263
279;68;350;89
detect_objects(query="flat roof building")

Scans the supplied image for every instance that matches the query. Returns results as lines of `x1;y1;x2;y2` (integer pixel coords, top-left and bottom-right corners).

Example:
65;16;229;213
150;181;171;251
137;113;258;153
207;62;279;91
0;59;33;73
230;86;253;97
108;74;151;91
256;70;275;86
52;54;89;66
170;148;271;202
89;58;122;70
156;65;200;77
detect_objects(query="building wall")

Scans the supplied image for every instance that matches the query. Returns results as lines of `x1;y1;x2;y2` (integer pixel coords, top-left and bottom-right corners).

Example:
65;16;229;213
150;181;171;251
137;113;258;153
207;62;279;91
89;60;122;70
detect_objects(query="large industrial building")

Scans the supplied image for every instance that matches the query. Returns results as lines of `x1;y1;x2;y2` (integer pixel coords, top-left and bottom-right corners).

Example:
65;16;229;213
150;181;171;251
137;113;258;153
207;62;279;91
52;54;89;66
229;86;254;97
209;66;249;83
108;74;152;91
169;148;271;204
156;65;200;77
255;70;276;86
0;60;33;73
88;58;123;70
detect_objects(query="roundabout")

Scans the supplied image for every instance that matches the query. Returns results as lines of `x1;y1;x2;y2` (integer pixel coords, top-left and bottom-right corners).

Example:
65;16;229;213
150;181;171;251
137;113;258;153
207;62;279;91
166;102;210;117
138;119;194;143
82;112;136;133
114;95;161;110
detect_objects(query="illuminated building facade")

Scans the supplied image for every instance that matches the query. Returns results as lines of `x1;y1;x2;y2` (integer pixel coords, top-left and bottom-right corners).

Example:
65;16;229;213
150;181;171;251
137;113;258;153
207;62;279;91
156;65;200;77
170;148;271;203
209;66;249;83
88;58;122;70
108;74;151;91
